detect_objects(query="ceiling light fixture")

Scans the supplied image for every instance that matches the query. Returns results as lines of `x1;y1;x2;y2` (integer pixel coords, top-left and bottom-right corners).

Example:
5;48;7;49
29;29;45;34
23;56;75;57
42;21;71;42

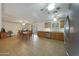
22;23;26;25
53;18;57;22
47;3;55;11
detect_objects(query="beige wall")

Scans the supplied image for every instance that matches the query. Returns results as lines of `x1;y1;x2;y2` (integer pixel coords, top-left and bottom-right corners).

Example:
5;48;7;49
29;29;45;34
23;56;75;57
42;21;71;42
2;21;22;35
35;22;45;31
0;4;2;31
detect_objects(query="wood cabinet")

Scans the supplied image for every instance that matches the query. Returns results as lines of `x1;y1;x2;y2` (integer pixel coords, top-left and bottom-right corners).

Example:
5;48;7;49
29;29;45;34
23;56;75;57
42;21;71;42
60;20;64;28
50;32;55;39
38;31;46;37
45;22;51;28
0;32;8;39
51;32;64;41
38;31;64;41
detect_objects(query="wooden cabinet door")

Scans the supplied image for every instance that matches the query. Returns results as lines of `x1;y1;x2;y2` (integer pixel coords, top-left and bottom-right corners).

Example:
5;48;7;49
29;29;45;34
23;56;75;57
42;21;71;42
51;33;56;39
38;32;45;37
59;33;64;41
51;32;64;41
60;20;64;28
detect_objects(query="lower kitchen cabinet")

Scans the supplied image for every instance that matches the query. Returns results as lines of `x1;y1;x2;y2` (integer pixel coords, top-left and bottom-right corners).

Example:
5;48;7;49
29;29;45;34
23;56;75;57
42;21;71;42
37;31;64;41
50;32;64;41
37;31;46;37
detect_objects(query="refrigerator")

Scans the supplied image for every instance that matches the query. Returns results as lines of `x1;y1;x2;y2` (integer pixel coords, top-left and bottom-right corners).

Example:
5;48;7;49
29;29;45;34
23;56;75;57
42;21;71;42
64;3;79;56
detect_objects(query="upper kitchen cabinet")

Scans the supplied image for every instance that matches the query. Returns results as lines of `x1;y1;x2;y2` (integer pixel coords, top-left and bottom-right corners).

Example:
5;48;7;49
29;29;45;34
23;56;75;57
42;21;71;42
45;22;51;28
60;20;64;28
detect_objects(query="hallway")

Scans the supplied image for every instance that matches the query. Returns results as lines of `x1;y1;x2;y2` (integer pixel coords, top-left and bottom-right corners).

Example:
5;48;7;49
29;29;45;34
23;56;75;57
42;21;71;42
0;35;65;56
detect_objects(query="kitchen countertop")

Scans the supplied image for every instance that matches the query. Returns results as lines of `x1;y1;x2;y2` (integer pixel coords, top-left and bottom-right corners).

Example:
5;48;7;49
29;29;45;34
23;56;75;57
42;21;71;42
38;30;64;33
37;28;64;33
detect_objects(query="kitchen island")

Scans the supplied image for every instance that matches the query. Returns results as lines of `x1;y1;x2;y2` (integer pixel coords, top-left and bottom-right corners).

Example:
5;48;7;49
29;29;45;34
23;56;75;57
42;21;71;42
37;31;64;41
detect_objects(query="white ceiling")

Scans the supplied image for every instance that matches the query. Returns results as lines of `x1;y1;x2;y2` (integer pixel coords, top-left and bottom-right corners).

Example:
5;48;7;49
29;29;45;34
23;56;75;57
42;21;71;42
2;3;69;23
